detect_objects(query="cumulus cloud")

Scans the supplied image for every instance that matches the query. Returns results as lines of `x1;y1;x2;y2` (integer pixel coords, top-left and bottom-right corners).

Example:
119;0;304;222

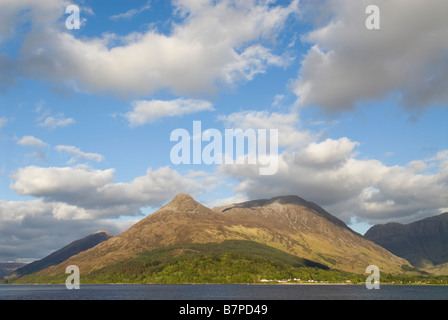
125;98;214;126
219;111;448;226
11;166;115;206
10;165;205;218
4;0;299;96
17;136;46;148
1;163;209;261
293;0;448;113
0;0;68;42
297;138;359;169
218;110;315;150
0;199;124;262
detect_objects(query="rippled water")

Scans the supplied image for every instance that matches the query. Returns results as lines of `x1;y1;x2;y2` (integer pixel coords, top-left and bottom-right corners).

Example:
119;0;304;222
1;284;447;300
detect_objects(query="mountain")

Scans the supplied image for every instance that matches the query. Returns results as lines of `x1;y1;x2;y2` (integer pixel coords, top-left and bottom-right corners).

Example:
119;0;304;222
365;212;448;273
0;263;26;278
212;195;410;274
9;231;113;279
20;194;411;283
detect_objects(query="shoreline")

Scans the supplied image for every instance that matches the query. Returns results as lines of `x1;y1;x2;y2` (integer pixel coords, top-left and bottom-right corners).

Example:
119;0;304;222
2;282;448;286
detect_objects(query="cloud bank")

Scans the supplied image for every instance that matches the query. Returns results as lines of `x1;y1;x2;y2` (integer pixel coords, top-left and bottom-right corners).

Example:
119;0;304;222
220;111;448;225
2;0;299;97
294;0;448;114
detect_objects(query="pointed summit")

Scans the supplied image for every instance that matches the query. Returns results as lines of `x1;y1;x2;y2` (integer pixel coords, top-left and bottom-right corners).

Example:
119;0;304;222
164;193;213;216
94;230;113;237
172;193;196;203
166;193;197;208
25;194;411;278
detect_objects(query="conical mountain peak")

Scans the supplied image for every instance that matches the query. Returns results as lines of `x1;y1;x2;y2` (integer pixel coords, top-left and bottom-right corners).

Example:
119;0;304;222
93;230;113;237
26;194;411;278
172;193;195;202
164;193;213;215
166;193;197;207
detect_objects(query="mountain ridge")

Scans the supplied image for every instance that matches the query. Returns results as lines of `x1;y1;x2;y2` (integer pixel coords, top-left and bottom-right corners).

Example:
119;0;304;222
7;230;113;279
214;195;352;232
24;194;411;281
0;263;26;278
365;212;448;272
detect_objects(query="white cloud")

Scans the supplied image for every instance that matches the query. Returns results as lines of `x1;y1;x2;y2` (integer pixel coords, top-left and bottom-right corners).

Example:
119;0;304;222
0;198;123;262
32;100;75;129
0;0;69;43
10;165;205;218
55;145;105;164
125;98;214;126
38;114;75;129
219;110;448;225
272;94;285;108
7;0;299;96
218;110;316;150
222;44;290;83
17;136;46;148
11;166;115;203
17;135;48;162
204;193;249;209
293;0;448;113
298;138;359;169
110;1;151;20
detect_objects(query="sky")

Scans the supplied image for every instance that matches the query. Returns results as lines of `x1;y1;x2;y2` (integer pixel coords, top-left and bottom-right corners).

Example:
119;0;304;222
0;0;448;263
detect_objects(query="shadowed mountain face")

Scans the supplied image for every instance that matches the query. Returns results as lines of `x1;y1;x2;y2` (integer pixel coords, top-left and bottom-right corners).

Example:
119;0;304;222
218;195;351;231
32;194;410;279
365;213;448;269
8;231;113;279
0;263;26;277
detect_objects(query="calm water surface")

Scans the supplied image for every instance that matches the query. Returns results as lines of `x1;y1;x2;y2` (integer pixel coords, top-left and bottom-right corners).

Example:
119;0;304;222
1;284;447;300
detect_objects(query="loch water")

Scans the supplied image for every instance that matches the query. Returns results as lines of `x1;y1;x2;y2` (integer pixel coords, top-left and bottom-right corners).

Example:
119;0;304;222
1;284;447;300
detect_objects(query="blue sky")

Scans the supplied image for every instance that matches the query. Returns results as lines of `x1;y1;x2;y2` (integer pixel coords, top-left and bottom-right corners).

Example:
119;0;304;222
1;0;448;262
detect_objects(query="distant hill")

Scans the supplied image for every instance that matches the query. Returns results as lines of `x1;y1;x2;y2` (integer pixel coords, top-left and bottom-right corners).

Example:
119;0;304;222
0;263;26;277
365;213;448;273
17;194;412;284
9;231;113;279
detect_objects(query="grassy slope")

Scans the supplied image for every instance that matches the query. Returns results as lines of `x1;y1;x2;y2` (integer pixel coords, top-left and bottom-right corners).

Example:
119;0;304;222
16;240;447;285
17;240;366;284
15;195;411;279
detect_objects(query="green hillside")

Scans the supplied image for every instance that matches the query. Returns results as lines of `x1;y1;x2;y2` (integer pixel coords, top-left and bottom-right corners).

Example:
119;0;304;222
18;240;365;284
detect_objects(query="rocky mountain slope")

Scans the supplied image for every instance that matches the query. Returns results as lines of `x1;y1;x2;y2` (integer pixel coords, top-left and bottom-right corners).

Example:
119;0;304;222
365;212;448;273
8;230;113;279
0;263;26;277
28;194;410;281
